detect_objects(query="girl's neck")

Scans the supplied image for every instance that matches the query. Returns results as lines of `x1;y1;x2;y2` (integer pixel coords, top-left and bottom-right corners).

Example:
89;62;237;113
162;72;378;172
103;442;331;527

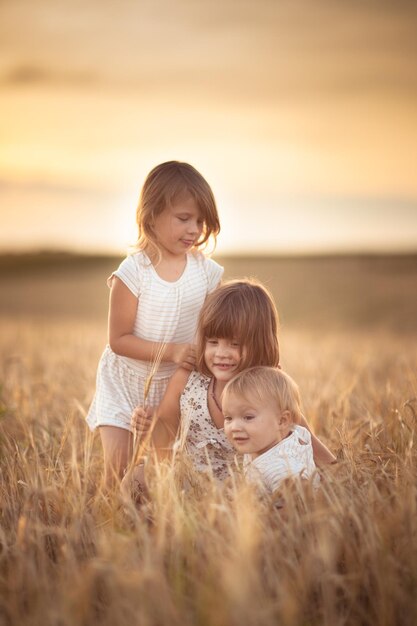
145;246;188;282
213;377;227;395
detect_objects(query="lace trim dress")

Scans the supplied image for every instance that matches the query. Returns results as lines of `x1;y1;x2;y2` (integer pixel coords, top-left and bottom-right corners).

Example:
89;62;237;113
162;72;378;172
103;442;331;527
177;370;235;481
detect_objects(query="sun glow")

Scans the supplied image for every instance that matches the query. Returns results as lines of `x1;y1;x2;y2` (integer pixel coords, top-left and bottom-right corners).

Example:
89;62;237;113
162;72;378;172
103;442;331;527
0;1;416;254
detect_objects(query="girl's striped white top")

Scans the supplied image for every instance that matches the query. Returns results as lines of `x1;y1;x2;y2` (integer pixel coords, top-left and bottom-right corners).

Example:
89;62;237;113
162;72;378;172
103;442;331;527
108;250;224;379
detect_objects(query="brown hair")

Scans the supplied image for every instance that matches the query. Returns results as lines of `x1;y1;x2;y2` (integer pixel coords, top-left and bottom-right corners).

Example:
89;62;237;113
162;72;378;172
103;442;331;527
136;161;220;258
196;279;280;377
222;366;302;424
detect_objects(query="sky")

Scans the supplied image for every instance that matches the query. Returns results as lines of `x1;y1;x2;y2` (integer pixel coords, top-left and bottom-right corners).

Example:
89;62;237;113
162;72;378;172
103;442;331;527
1;0;416;255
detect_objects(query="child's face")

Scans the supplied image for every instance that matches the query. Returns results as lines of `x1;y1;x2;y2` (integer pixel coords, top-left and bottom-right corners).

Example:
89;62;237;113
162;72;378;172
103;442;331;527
204;338;243;383
152;194;204;257
223;393;291;458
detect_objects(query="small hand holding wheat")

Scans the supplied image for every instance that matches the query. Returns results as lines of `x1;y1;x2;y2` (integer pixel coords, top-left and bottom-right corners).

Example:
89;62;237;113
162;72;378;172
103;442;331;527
131;405;154;439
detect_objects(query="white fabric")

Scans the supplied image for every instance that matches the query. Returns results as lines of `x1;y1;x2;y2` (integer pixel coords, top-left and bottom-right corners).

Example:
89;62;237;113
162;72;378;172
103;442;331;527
177;370;235;480
109;250;223;378
244;425;319;493
86;346;171;432
86;251;223;432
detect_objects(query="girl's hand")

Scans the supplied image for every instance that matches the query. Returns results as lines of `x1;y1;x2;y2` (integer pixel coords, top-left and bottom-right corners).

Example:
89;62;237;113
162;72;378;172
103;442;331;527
169;343;196;371
131;406;154;437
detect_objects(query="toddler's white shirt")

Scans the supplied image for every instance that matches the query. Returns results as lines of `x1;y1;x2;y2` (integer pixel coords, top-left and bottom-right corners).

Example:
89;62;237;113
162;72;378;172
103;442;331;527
244;425;319;493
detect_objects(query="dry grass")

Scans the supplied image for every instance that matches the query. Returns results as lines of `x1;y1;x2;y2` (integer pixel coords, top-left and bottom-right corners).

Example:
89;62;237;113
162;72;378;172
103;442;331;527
1;317;416;626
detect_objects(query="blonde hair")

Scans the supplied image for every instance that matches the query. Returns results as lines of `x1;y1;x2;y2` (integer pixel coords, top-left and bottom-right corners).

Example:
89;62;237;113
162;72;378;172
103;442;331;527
196;279;280;377
135;161;220;258
222;366;302;424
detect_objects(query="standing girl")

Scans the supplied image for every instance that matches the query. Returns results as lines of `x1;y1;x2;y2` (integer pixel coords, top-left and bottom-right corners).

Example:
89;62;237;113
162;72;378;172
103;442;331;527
86;161;223;486
133;280;335;483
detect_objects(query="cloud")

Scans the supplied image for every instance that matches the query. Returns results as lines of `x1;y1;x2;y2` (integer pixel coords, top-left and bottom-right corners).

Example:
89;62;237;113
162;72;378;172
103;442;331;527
0;177;118;197
2;65;97;86
0;0;416;103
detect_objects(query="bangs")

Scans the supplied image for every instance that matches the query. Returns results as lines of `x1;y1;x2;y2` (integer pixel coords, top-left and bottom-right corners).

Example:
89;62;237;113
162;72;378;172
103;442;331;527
166;170;219;225
168;185;220;249
136;161;220;253
203;305;251;342
196;279;280;376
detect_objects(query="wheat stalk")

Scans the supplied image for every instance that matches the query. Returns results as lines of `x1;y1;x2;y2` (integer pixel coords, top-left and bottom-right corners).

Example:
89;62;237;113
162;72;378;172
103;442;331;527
131;340;167;466
2;320;417;625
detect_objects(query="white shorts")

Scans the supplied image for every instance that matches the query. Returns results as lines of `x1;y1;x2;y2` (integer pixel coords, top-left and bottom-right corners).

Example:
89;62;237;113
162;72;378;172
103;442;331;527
86;346;171;432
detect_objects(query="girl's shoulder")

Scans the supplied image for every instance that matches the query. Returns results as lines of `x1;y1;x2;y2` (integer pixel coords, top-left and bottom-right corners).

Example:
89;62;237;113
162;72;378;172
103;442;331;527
189;250;223;271
126;249;152;267
182;370;211;394
107;250;151;296
188;251;224;292
166;366;194;395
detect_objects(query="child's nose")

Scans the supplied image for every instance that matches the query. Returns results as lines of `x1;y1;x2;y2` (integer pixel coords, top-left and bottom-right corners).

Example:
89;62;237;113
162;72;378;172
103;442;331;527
187;219;200;234
215;345;231;358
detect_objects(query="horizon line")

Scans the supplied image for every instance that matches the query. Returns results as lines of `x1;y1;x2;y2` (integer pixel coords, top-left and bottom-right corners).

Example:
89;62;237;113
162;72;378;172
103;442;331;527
0;247;416;260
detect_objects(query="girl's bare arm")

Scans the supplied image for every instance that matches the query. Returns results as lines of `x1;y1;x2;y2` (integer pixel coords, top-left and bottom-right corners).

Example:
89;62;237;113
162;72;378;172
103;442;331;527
108;277;195;369
131;367;191;454
152;367;191;451
298;414;337;466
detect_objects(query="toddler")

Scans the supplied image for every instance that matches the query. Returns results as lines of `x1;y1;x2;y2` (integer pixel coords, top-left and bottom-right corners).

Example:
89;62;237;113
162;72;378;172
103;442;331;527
222;366;320;493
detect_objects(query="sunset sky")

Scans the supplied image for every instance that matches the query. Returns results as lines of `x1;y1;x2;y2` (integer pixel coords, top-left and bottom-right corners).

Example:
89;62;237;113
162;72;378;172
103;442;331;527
1;0;416;254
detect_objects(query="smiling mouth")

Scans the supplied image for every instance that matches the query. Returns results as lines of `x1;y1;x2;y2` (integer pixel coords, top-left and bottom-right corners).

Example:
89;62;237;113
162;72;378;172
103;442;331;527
214;363;235;370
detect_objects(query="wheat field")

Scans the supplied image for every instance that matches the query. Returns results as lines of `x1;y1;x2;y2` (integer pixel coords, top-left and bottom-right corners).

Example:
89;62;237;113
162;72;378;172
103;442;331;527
0;255;416;625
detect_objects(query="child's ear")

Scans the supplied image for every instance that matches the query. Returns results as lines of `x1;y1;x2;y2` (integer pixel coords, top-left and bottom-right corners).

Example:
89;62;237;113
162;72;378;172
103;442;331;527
278;410;291;429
